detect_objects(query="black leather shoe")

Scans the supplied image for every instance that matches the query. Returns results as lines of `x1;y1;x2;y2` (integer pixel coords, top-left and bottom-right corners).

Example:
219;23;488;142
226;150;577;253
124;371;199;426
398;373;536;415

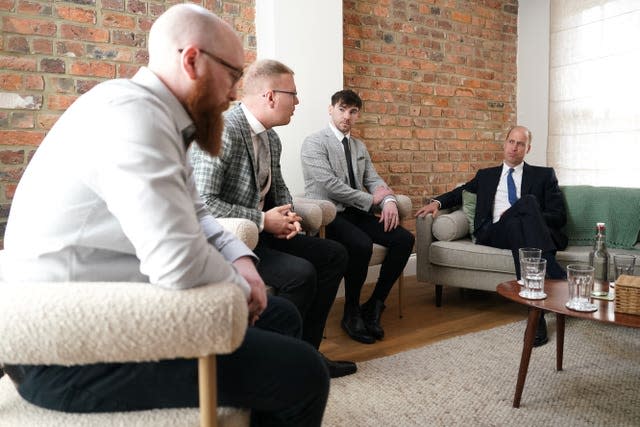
322;355;357;378
361;299;385;340
533;313;548;347
341;308;376;344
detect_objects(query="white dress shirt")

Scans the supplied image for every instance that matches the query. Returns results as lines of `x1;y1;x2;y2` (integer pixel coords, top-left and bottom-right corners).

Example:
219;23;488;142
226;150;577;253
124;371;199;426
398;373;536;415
493;162;523;223
3;67;251;296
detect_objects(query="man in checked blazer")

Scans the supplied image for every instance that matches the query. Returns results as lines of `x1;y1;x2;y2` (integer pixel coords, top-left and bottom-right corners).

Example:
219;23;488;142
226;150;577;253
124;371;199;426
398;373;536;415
416;125;568;347
301;90;414;345
190;59;356;378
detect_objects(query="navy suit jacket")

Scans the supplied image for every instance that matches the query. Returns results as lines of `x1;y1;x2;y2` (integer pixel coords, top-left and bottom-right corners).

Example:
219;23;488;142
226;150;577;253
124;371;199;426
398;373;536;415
436;163;568;250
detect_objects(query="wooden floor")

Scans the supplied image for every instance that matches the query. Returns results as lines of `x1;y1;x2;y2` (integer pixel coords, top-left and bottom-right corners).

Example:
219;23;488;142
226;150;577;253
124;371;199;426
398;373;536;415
319;276;528;362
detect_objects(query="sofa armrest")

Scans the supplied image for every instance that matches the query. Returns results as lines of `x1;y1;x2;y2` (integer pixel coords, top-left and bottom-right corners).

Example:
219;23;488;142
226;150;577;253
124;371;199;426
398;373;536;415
0;281;248;366
291;200;322;234
217;217;259;250
395;194;412;220
293;196;337;226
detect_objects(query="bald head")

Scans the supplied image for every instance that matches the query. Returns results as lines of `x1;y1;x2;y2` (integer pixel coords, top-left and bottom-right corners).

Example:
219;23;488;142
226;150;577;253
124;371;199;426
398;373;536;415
147;4;243;100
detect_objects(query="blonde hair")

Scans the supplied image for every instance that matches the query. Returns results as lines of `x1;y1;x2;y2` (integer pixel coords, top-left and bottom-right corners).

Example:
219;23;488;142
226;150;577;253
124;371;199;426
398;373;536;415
242;59;294;95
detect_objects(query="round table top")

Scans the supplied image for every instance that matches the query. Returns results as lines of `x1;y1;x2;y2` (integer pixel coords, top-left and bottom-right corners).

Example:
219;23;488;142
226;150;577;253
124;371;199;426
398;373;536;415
497;280;640;328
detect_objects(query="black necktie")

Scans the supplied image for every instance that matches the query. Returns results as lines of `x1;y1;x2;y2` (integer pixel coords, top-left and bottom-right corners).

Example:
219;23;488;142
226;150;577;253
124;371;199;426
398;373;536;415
342;137;357;189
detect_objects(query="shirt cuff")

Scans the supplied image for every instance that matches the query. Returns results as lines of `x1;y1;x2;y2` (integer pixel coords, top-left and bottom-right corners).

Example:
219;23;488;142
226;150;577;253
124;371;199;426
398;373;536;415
381;195;397;207
430;198;442;208
259;212;265;232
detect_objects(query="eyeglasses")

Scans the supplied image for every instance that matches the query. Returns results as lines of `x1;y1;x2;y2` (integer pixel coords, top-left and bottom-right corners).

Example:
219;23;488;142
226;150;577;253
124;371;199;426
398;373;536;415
272;89;298;97
178;48;244;84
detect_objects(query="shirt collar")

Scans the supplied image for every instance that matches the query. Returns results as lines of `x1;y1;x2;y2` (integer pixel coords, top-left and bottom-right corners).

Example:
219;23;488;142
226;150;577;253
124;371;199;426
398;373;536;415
240;103;267;135
502;161;524;175
328;121;349;143
131;67;194;148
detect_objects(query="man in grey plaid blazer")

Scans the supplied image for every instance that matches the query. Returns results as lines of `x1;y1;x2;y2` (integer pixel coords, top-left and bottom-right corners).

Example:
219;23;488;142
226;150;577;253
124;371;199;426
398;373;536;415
301;90;414;345
191;59;356;378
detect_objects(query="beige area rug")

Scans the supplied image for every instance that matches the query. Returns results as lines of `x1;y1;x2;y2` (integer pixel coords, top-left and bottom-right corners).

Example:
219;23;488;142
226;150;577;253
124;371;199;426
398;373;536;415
323;318;640;426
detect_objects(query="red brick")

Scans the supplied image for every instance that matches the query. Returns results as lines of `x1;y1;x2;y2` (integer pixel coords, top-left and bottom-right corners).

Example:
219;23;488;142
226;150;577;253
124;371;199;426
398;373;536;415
0;0;15;11
47;94;77;110
70;61;115;78
32;38;53;54
3;16;56;35
16;0;51;16
5;183;18;199
102;0;124;11
37;113;61;129
6;36;29;53
0;150;24;165
60;24;109;43
127;0;146;15
24;74;44;90
11;111;34;128
56;40;84;57
0;55;37;71
0;130;44;146
55;5;96;23
103;12;135;29
40;58;65;73
0;74;22;90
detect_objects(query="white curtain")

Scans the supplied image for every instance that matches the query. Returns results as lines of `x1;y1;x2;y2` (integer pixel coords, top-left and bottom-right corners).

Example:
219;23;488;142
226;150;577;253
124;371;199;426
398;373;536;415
548;0;640;187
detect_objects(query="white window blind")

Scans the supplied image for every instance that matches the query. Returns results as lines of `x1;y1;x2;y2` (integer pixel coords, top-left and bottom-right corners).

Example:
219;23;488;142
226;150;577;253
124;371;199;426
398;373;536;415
548;0;640;187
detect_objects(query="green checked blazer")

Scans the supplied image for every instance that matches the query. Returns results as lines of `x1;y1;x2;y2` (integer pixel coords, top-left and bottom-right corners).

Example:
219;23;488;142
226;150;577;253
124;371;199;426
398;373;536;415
190;104;293;226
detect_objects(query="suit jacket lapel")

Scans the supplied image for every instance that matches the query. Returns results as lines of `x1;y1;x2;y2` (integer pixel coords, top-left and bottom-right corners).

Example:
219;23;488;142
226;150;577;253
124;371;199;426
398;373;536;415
232;105;260;193
521;162;532;195
328;127;353;185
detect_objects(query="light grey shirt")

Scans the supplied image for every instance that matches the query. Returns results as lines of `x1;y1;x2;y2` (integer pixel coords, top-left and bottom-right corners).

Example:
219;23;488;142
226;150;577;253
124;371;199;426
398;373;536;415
3;67;251;296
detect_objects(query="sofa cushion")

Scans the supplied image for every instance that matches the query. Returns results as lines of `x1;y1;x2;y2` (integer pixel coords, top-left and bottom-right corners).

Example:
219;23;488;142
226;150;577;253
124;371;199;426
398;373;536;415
429;239;516;274
462;190;476;242
432;210;469;242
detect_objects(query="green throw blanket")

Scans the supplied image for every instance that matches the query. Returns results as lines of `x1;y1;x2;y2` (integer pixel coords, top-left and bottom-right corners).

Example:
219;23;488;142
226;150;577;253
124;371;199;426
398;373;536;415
561;186;640;249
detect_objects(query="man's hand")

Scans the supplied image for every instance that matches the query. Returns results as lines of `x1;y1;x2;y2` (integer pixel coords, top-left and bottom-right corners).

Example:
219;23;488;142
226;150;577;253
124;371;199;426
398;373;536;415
415;200;440;218
264;204;301;239
233;256;267;326
379;200;399;232
372;186;394;205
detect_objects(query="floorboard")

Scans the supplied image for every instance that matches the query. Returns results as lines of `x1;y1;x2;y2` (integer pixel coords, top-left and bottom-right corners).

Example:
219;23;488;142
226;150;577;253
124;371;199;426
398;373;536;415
319;276;527;362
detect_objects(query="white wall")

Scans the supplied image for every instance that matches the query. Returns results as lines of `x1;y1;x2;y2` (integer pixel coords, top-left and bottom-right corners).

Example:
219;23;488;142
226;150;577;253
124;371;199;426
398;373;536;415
517;0;550;166
255;0;343;196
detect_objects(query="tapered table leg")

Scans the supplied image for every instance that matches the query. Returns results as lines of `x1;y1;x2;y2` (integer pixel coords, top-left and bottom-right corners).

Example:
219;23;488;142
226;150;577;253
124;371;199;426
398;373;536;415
513;307;541;408
556;313;565;371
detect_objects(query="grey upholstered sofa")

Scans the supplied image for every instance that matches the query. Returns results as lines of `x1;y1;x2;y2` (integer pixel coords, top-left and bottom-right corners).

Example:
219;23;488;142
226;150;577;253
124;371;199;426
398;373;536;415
416;186;640;306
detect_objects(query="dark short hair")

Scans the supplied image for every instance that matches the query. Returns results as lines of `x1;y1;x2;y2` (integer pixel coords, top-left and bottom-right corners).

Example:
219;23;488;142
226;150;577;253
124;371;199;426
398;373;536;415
331;89;362;109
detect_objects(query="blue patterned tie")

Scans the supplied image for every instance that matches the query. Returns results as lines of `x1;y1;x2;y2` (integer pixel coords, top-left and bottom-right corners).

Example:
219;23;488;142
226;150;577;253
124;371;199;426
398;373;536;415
507;168;517;205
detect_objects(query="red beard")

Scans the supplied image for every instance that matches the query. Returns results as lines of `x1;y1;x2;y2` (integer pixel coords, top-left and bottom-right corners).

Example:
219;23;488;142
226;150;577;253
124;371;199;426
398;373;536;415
185;72;227;156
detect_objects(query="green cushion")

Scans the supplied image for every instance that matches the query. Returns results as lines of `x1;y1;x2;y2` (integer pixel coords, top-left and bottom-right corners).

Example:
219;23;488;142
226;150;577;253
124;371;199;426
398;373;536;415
462;190;477;242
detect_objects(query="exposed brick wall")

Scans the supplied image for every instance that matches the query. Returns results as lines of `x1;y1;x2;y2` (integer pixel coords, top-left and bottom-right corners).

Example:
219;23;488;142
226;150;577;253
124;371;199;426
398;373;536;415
343;0;518;231
0;0;518;245
0;0;256;246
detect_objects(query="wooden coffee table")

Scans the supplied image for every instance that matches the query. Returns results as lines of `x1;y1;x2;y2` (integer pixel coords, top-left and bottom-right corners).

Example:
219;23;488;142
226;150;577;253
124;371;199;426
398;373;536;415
497;279;640;408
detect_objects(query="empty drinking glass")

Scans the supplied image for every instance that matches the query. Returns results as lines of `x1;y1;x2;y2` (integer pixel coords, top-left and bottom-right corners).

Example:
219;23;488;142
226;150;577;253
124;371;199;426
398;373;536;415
613;254;636;283
566;264;597;312
519;258;547;300
518;247;542;285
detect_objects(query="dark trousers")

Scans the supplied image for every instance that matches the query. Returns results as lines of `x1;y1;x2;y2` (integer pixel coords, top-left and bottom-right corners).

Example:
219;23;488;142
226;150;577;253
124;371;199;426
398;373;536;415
10;295;329;427
476;195;565;279
326;208;415;310
254;233;347;349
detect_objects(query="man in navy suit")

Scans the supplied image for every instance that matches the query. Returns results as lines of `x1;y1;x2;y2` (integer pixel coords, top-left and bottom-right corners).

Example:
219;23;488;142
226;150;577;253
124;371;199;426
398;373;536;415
416;125;567;346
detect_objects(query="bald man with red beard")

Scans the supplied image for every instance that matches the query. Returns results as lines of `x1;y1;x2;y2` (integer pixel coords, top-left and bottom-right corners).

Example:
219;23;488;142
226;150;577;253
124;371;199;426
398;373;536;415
2;4;329;425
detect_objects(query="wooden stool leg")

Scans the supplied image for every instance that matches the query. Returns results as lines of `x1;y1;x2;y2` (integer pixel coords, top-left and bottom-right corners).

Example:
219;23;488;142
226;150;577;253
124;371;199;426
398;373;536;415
199;355;218;427
398;275;404;318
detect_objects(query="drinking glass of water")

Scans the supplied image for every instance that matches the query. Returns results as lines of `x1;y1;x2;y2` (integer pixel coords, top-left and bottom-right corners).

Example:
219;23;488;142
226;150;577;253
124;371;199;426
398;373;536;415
518;247;542;285
566;264;597;312
518;258;547;300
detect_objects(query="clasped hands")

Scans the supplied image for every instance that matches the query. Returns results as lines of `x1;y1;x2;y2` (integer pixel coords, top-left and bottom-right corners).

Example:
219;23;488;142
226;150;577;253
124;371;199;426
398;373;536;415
264;204;302;239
